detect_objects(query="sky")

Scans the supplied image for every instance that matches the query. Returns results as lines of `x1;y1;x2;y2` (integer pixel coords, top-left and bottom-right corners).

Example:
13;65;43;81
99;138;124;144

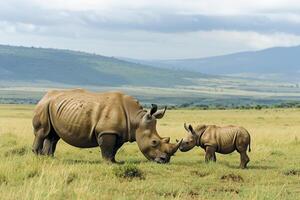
0;0;300;59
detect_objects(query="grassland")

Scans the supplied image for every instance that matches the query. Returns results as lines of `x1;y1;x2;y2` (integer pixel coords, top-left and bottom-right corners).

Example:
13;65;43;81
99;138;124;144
0;104;299;199
1;80;300;106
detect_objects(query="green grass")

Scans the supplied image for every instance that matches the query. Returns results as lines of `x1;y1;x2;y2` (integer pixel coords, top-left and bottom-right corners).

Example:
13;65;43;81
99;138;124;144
0;104;299;199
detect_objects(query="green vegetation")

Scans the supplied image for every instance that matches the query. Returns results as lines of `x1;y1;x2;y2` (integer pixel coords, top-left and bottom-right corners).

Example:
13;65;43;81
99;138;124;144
0;104;299;199
1;88;300;110
175;100;300;110
113;164;144;180
0;45;204;87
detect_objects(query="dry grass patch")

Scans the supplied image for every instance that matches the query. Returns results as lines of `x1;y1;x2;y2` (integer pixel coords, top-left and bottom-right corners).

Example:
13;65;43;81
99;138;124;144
190;170;210;177
220;173;244;182
283;169;300;176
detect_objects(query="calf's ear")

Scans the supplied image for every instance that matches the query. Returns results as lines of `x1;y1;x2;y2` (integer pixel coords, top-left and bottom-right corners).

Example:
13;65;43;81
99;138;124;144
188;125;194;132
184;123;189;131
162;137;170;143
188;125;196;135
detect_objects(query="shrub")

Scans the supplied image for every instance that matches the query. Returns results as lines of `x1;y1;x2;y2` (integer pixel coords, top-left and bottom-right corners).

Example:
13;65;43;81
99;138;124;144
65;172;78;185
0;174;8;185
113;164;144;180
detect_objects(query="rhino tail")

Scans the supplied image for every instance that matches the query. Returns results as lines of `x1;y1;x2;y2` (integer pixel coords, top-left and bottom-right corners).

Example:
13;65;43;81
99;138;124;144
248;139;251;152
248;136;251;152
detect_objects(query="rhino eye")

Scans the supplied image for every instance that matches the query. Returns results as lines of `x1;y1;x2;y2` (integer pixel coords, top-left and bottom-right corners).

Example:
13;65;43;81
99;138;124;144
151;140;159;147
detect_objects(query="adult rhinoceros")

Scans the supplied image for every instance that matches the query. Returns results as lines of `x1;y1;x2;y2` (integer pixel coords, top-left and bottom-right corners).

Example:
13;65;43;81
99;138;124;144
32;89;181;164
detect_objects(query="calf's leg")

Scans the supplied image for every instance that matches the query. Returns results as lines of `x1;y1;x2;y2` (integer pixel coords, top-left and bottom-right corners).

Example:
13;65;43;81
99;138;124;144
239;151;250;169
236;134;250;169
205;146;216;162
212;152;217;162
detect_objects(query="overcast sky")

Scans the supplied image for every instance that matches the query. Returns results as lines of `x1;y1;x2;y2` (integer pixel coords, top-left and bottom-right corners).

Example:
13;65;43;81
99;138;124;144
1;0;300;59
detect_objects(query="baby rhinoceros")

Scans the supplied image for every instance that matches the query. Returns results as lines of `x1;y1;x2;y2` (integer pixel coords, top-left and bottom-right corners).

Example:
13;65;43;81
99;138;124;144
179;123;251;168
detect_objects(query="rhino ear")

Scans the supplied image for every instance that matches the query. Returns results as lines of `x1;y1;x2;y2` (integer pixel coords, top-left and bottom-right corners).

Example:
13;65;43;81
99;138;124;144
153;106;167;119
143;104;157;122
150;104;158;116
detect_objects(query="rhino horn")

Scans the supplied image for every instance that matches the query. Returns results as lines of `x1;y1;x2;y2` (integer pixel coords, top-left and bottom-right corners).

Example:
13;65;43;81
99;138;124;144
170;139;182;155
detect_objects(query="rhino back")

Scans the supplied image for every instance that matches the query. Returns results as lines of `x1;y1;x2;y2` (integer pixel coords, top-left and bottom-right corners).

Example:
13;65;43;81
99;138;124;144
201;126;239;153
216;126;244;153
49;90;127;147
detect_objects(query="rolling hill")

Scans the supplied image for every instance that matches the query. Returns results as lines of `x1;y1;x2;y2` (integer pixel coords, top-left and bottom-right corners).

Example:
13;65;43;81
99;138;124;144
1;44;300;106
0;45;208;87
128;46;300;82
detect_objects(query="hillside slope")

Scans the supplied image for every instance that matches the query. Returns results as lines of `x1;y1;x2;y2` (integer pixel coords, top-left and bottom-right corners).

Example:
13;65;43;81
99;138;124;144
1;45;300;106
0;45;208;87
129;46;300;81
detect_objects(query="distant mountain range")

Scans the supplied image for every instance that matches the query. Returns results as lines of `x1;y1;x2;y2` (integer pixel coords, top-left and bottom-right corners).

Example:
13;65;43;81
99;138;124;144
0;45;208;87
125;46;300;82
1;44;299;88
1;44;300;106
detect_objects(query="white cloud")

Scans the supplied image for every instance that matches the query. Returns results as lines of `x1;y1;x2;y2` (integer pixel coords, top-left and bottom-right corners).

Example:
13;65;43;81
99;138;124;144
30;0;300;14
0;20;44;34
1;0;300;58
1;23;299;59
240;32;300;49
0;21;16;33
267;13;300;24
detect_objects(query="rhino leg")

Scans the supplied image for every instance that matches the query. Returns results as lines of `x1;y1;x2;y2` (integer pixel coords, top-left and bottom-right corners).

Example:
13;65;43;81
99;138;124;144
97;134;124;164
239;151;250;169
41;130;60;156
236;134;250;168
205;146;216;162
32;128;47;155
213;152;217;162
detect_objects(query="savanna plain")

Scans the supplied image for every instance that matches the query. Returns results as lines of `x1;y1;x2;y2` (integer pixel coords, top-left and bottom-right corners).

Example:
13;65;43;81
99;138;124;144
0;104;299;200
